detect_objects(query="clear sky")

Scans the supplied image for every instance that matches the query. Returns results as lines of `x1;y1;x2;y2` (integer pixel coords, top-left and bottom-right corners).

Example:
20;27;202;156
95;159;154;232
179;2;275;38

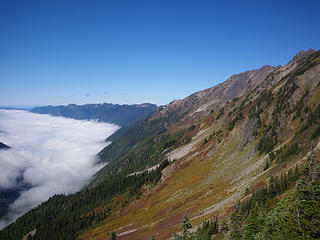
1;0;319;106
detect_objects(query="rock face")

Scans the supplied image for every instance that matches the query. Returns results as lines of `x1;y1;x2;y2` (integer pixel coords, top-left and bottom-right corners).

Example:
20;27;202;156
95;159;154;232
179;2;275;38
30;103;158;127
155;51;317;123
155;64;277;120
151;50;317;129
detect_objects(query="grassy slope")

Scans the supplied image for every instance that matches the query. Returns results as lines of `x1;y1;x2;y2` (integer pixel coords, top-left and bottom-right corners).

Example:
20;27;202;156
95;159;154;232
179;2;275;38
92;105;191;186
80;53;320;239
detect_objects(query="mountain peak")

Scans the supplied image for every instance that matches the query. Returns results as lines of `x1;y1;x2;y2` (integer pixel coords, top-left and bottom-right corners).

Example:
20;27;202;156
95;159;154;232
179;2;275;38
288;49;315;64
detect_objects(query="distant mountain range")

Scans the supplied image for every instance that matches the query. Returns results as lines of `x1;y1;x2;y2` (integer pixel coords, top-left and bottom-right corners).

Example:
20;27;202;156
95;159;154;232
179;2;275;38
30;103;158;127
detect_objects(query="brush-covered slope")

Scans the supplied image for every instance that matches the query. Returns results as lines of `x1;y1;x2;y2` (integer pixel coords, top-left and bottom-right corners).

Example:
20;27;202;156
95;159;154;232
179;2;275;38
1;50;319;240
78;50;320;240
93;62;276;184
30;103;158;127
92;50;311;184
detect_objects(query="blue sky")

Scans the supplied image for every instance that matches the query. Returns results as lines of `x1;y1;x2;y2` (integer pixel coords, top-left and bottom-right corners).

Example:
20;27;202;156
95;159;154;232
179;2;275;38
1;0;319;106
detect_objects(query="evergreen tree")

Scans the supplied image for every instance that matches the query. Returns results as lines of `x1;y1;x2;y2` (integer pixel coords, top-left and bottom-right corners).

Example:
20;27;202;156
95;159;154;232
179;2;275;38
221;218;228;234
242;208;264;240
213;217;219;234
172;213;194;240
264;161;270;171
181;213;193;238
230;202;243;239
111;231;117;240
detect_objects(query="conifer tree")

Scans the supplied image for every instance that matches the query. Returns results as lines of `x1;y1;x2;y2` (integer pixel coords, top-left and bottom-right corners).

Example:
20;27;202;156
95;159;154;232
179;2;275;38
111;231;117;240
172;213;194;240
213;217;219;234
221;218;229;234
264;161;270;171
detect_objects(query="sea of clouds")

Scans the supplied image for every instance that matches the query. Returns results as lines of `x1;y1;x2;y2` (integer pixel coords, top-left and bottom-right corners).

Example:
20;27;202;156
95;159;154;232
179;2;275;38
0;109;119;229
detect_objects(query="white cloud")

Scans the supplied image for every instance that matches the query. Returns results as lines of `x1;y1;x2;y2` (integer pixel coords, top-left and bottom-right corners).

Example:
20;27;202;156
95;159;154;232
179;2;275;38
0;110;119;229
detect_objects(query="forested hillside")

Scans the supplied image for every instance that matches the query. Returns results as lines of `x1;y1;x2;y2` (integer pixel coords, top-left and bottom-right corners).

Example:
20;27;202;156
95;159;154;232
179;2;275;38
171;156;319;239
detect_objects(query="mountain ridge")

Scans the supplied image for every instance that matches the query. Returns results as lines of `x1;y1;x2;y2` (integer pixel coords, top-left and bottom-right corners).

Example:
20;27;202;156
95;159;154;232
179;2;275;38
30;102;158;127
1;49;319;240
84;49;320;238
93;58;288;183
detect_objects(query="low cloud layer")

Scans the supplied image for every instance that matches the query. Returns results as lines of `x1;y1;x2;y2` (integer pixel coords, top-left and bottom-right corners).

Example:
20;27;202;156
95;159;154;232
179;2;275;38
0;110;119;229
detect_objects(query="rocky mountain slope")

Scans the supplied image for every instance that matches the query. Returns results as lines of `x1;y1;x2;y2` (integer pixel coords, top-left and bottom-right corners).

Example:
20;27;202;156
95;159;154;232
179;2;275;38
1;49;319;240
30;103;158;127
80;49;320;239
92;50;315;183
93;59;277;183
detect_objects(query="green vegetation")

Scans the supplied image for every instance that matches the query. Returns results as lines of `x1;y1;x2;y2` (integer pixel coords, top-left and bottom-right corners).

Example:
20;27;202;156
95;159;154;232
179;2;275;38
263;160;269;171
277;142;300;162
188;124;196;132
227;157;319;239
97;113;166;168
215;108;224;120
294;50;320;77
311;124;320;139
0;160;169;240
95;125;181;185
172;213;219;240
257;134;276;154
110;231;117;240
172;158;319;240
293;91;309;119
172;213;194;240
228;112;244;131
94;102;195;185
257;90;273;107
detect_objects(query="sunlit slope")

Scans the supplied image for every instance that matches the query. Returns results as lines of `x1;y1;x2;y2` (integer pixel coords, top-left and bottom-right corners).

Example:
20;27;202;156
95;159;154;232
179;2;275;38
93;60;277;185
1;50;319;240
80;51;320;239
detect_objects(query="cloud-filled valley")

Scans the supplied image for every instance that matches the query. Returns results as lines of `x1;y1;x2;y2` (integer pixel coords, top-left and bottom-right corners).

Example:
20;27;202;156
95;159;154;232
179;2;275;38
0;110;119;229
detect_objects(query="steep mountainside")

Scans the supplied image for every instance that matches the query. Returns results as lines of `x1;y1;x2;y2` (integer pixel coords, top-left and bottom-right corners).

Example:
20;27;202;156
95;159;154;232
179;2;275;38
1;49;319;240
81;49;320;239
93;49;314;184
93;62;277;183
30;103;158;127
